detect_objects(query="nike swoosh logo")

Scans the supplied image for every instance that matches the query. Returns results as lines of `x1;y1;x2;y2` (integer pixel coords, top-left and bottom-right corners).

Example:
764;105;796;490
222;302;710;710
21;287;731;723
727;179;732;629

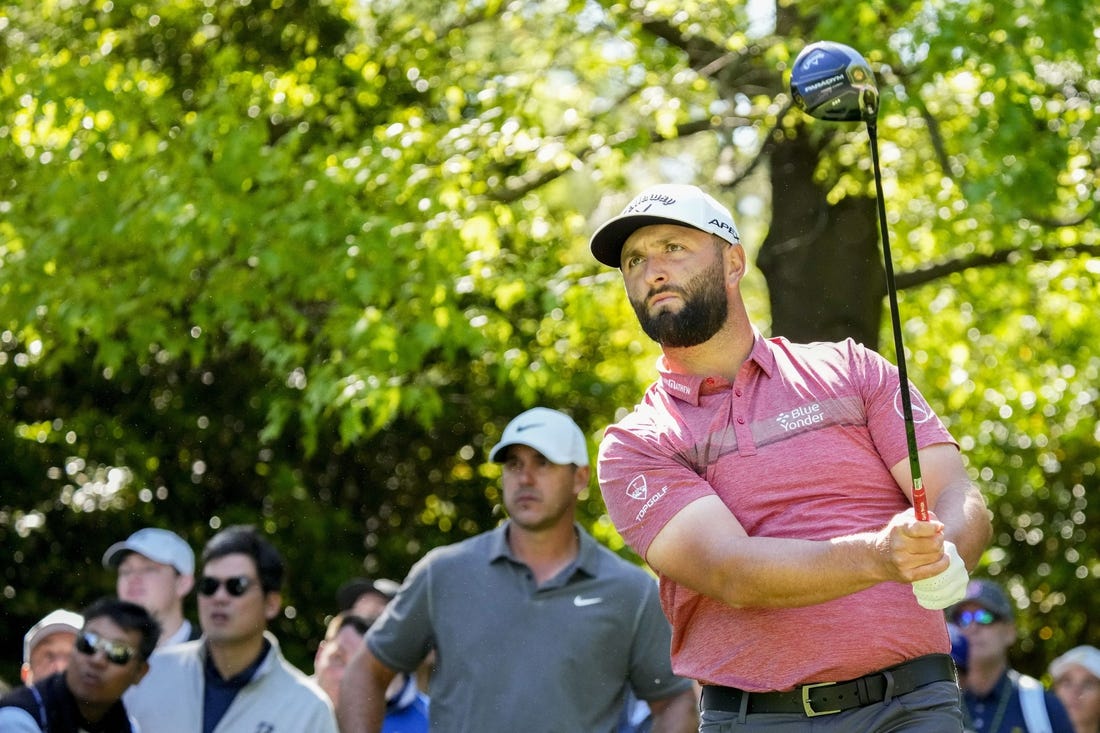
514;423;543;432
573;595;603;607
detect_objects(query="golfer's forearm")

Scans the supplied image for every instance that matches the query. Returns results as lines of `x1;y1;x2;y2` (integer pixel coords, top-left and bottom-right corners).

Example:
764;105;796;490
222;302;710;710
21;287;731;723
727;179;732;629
647;498;896;609
936;480;992;570
706;534;885;609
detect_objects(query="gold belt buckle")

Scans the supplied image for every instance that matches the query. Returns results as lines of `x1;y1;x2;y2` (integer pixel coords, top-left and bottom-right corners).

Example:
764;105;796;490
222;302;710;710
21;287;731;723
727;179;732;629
801;681;842;717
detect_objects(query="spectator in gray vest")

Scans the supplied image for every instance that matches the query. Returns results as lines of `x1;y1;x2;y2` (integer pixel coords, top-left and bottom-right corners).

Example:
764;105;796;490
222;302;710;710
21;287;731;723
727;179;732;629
338;407;697;733
123;525;337;733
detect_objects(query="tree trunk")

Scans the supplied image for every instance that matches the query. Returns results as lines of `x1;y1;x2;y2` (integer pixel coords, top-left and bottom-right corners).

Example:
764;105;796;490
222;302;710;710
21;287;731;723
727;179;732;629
758;130;885;349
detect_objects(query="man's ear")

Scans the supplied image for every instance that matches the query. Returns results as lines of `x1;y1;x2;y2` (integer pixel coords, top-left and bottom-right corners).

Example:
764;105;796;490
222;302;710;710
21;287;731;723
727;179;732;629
572;465;591;498
725;243;747;285
264;591;283;622
176;573;195;599
132;660;150;686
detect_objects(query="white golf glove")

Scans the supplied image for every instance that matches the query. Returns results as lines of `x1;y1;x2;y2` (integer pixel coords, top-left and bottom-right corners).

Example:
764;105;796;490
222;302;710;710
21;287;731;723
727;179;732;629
912;541;969;610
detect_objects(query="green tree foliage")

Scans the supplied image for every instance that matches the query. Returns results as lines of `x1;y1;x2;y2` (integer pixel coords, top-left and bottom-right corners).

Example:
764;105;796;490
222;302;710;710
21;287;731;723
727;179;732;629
1;0;1096;681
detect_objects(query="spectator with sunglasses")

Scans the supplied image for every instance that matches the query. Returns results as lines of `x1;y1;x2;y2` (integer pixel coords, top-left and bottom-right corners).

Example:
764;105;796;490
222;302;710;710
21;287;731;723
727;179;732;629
0;597;159;732
123;525;338;733
952;579;1074;733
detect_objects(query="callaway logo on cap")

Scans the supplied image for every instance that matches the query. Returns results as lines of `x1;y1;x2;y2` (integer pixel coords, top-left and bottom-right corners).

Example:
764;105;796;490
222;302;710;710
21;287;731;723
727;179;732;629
589;183;741;267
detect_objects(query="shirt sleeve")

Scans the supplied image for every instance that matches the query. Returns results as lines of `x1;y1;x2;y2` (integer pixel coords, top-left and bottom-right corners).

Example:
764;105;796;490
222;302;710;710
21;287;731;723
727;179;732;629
597;408;715;562
851;340;957;466
365;554;436;673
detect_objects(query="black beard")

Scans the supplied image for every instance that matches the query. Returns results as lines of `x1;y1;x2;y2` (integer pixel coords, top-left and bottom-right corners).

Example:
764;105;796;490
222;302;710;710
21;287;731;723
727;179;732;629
630;262;728;348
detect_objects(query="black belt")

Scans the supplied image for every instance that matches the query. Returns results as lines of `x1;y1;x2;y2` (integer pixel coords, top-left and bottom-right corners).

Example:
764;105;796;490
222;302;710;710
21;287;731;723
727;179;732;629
701;654;957;718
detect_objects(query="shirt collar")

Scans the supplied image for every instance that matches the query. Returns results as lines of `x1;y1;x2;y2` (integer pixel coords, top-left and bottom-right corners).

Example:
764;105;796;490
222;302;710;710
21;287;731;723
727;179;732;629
487;521;599;579
201;633;278;686
655;329;775;405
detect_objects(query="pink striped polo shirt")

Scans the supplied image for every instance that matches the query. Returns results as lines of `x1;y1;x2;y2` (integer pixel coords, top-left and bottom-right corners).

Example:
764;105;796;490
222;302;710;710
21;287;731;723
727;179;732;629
597;332;956;690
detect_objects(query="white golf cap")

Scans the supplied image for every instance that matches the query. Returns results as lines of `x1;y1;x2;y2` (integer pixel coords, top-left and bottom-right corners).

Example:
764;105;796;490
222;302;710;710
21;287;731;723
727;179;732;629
488;407;589;467
589;183;741;267
102;527;195;575
1050;645;1100;681
24;609;83;663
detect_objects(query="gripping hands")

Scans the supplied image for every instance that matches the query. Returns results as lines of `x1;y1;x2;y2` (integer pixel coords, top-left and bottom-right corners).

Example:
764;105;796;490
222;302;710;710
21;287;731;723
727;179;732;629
911;541;969;610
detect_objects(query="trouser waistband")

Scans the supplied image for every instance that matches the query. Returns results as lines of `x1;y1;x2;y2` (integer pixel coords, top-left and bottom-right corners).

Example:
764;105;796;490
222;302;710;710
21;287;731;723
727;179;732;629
700;653;958;718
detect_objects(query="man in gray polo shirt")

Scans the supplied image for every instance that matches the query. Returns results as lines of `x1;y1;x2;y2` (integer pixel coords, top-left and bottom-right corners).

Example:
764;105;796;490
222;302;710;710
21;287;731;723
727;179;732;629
338;407;697;733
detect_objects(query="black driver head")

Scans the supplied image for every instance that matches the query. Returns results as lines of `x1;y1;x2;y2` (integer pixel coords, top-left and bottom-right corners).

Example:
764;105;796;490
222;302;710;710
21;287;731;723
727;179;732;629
790;41;879;122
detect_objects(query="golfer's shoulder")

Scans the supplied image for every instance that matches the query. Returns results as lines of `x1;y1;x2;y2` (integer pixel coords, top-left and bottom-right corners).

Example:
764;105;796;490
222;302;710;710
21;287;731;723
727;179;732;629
773;335;877;368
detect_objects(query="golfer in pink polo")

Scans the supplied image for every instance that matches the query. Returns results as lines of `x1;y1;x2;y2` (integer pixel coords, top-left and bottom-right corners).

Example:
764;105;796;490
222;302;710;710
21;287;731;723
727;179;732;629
589;183;992;731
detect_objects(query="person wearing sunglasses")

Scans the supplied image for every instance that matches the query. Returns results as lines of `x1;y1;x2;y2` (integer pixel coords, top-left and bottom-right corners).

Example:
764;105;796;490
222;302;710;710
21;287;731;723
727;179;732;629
0;597;159;732
952;579;1074;733
121;524;338;733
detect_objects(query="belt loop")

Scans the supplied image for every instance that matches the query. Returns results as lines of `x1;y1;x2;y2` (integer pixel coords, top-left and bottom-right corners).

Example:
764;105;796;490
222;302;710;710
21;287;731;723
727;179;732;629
882;670;896;704
738;688;750;723
856;676;869;705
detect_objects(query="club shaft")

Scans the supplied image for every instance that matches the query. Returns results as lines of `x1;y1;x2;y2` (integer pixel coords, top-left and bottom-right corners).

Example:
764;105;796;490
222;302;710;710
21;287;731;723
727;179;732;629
866;119;928;520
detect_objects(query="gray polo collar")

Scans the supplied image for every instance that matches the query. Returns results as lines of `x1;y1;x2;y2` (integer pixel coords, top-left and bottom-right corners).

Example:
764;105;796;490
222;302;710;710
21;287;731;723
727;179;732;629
487;521;600;579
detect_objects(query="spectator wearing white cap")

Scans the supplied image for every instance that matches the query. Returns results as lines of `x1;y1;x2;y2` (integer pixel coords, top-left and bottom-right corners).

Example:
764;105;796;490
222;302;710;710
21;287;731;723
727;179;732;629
20;610;83;685
0;597;159;733
338;407;697;733
102;527;199;648
1050;646;1100;733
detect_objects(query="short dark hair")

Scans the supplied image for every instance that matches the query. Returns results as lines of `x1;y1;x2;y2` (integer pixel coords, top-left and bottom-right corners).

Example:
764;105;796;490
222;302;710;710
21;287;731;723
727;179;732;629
201;525;284;593
80;597;161;661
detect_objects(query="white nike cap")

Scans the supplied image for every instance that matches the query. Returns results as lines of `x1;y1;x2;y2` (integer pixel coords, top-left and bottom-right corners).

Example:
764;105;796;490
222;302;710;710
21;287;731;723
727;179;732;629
589;183;741;267
488;407;589;467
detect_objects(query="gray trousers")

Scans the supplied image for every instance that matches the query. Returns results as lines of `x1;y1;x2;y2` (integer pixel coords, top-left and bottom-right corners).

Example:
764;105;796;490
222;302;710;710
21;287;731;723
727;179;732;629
699;680;963;732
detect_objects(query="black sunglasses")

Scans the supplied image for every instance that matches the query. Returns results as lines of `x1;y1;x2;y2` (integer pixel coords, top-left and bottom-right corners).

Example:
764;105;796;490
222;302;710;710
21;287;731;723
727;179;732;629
198;575;256;597
75;631;136;665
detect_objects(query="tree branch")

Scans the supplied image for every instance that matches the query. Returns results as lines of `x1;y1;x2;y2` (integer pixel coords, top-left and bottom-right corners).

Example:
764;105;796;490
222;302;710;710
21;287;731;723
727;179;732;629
897;242;1100;289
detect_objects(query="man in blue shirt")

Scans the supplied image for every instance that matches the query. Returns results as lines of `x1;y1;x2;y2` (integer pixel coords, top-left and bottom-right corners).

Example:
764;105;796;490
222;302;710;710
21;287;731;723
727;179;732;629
954;579;1074;733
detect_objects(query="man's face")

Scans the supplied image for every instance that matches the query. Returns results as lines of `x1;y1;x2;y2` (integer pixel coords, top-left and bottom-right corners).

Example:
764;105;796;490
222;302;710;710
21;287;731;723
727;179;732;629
313;624;367;705
621;224;732;348
22;630;76;684
1054;663;1100;732
500;444;588;532
198;553;279;648
117;552;189;619
65;616;147;710
955;603;1015;666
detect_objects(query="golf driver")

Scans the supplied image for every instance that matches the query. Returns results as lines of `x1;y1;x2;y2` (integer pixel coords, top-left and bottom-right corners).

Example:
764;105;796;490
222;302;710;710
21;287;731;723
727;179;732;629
790;41;929;521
